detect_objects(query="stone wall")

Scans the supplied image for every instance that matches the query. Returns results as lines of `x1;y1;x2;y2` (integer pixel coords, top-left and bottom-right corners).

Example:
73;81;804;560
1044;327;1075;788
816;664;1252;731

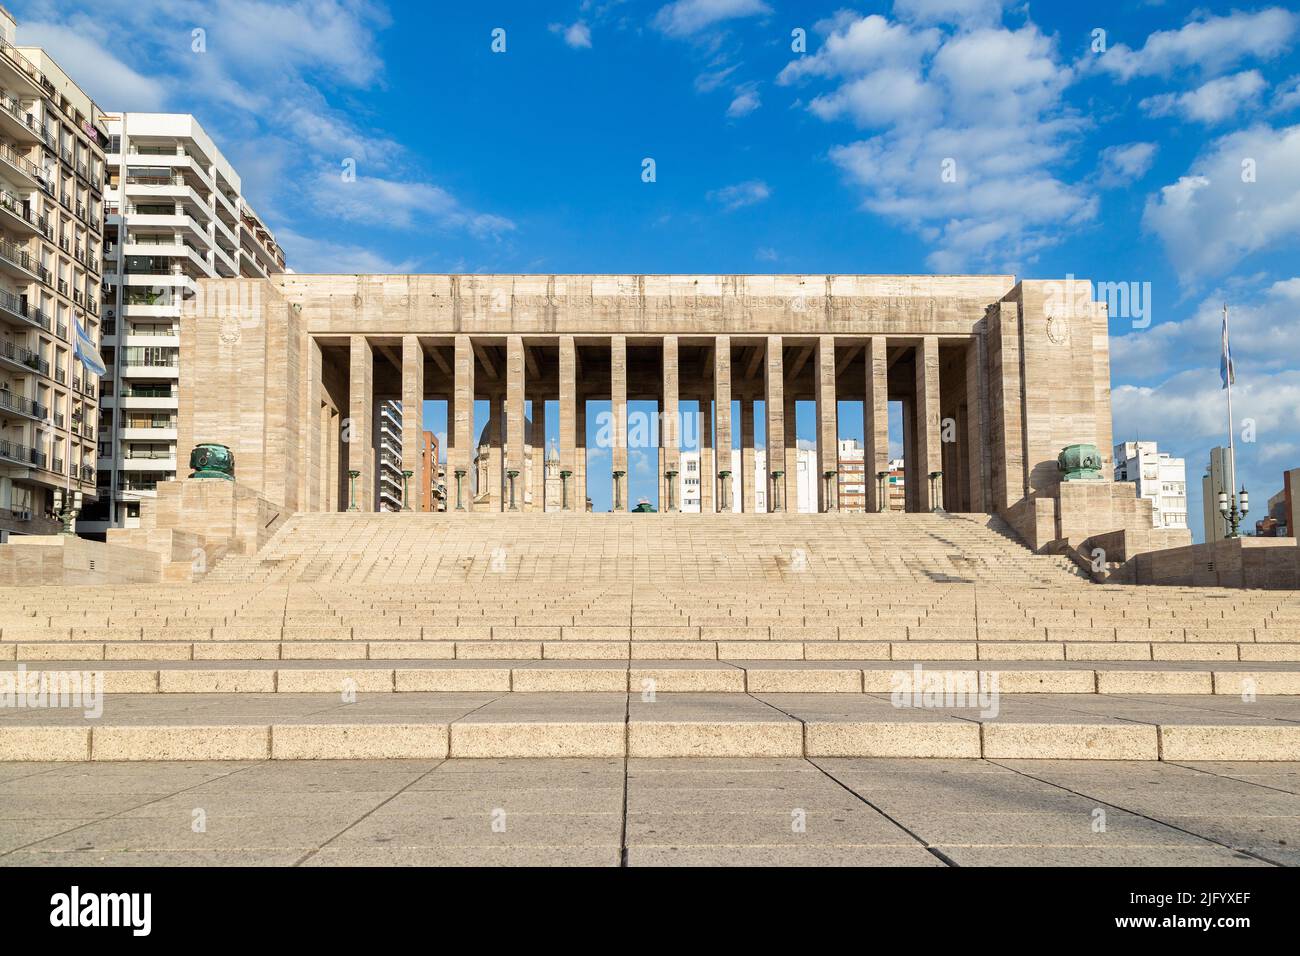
0;535;161;586
1122;537;1300;589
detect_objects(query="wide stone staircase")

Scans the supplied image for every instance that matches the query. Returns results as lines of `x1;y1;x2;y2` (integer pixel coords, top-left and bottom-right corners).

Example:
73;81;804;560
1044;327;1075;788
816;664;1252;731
3;512;1299;763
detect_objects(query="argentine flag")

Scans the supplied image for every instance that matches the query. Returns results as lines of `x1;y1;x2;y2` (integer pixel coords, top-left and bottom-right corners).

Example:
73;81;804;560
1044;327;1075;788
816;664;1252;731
73;320;106;378
1220;311;1234;390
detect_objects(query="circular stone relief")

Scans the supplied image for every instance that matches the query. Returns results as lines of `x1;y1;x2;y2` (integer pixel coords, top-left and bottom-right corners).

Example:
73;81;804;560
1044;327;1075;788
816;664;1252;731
1046;314;1070;345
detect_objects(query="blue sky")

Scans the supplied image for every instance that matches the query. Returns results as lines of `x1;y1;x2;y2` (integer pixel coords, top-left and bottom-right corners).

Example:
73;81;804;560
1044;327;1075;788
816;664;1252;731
17;0;1300;533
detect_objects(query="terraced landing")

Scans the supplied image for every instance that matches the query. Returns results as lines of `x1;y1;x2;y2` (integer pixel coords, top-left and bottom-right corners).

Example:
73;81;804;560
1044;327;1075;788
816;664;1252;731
2;758;1295;866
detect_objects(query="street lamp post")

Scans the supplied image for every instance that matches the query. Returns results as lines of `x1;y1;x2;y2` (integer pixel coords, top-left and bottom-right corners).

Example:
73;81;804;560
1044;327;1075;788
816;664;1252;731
823;470;836;512
54;489;82;535
453;469;466;511
1218;486;1250;538
506;469;520;511
664;470;677;512
560;470;572;510
876;471;889;512
718;470;731;512
612;470;626;511
401;469;413;511
770;470;784;512
928;470;943;513
347;470;360;511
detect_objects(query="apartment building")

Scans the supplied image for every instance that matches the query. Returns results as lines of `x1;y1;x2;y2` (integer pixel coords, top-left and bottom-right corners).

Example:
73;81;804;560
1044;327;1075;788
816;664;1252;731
837;438;866;512
0;9;108;537
82;112;285;533
379;400;403;512
678;447;819;513
1113;440;1189;531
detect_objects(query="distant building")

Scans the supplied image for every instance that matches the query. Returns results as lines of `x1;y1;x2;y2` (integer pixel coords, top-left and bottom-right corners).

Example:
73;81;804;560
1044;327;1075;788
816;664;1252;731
677;447;817;512
1261;467;1298;537
887;458;906;511
1113;441;1188;530
837;439;866;512
1202;446;1235;543
378;402;402;512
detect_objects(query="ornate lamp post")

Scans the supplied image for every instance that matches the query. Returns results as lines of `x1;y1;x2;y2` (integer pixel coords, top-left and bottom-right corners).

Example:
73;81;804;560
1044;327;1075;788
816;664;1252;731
612;470;626;511
453;469;466;511
718;470;731;512
928;470;943;513
53;488;82;535
770;470;784;512
347;470;360;511
823;470;836;512
506;469;520;511
401;469;413;511
1218;486;1250;538
560;469;572;510
876;471;889;512
664;469;678;512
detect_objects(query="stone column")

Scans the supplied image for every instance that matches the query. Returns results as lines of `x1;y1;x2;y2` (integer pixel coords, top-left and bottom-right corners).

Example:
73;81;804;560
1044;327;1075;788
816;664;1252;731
865;336;889;512
815;335;837;512
506;335;525;511
915;335;941;511
700;398;713;514
453;334;475;511
713;335;731;513
785;392;799;513
401;335;424;510
532;399;546;512
741;399;756;513
348;335;374;511
965;335;986;513
764;336;784;512
610;335;627;512
662;335;679;512
559;335;576;511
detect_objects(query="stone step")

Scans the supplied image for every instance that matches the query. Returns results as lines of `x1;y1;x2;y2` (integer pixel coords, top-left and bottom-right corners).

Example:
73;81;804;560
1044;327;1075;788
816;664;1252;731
4;659;1299;694
2;692;1298;761
5;640;1300;662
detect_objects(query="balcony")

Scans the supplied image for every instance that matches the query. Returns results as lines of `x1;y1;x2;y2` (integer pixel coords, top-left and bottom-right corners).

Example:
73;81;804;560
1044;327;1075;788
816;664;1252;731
0;337;49;375
0;289;51;332
0;239;44;282
0;388;48;421
0;94;42;145
0;437;45;469
0;142;41;188
0;39;44;96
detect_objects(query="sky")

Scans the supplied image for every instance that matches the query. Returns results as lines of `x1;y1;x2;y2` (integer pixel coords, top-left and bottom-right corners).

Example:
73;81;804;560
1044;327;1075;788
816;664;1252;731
15;0;1300;532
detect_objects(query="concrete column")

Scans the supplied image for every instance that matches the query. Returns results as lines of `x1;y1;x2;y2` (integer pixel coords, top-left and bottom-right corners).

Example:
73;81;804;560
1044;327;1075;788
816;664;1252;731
347;335;374;512
401;335;424;510
915;335;941;511
785;392;799;513
662;335;679;512
487;396;504;511
700;398;713;515
532;399;546;512
453;335;475;511
576;400;587;511
610;335;627;511
741;399;756;513
764;336;784;512
865;336;889;512
815;335;837;512
965;335;986;513
559;335;576;510
713;335;731;513
505;335;525;511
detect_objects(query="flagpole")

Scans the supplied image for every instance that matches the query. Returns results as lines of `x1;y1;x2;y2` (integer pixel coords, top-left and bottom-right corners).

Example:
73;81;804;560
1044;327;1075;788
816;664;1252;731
1224;303;1237;509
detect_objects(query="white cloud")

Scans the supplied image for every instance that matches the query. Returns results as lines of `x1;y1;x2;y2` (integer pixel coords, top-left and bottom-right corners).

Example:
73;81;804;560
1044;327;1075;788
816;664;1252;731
892;0;1005;27
726;83;761;117
1143;123;1300;283
755;247;779;261
16;19;167;109
1140;70;1267;124
1272;75;1300;114
1113;369;1300;450
707;179;771;210
652;0;771;38
1110;280;1300;383
1097;8;1299;82
275;228;418;274
1098;142;1158;186
785;16;1091;271
312;172;515;238
550;21;593;49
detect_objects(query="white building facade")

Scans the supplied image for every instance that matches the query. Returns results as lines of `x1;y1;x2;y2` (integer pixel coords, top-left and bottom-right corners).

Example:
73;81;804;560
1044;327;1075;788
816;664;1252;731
1114;440;1188;531
84;112;284;532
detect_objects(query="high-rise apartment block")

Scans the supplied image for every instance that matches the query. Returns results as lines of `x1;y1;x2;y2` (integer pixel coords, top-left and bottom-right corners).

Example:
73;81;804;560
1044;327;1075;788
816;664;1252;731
0;8;108;537
1113;440;1188;531
82;112;284;532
